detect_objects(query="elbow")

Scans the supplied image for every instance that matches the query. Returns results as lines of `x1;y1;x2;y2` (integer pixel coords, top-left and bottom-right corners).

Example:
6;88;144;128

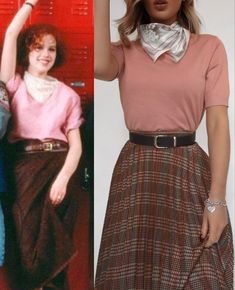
94;58;118;81
94;50;119;80
94;59;106;79
94;61;100;79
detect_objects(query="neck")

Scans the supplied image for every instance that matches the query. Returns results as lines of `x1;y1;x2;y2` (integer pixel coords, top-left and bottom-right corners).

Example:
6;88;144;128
27;68;48;79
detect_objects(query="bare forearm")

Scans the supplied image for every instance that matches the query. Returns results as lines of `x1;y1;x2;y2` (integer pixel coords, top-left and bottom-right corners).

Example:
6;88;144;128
58;142;82;181
49;129;82;205
207;109;230;200
94;0;118;79
6;1;37;36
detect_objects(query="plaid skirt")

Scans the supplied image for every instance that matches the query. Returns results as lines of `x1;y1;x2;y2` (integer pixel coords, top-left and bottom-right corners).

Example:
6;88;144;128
96;141;233;290
5;150;79;289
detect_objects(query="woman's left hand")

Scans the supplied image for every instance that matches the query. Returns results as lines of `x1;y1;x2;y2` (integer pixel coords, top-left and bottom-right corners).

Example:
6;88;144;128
201;206;228;248
49;174;69;206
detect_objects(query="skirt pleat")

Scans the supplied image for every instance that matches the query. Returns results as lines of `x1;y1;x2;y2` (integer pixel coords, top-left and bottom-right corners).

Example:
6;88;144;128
96;141;233;290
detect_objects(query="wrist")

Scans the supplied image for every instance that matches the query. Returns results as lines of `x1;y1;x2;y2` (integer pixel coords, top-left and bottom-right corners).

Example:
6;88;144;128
208;188;226;200
204;198;227;213
57;171;70;182
24;2;34;9
24;0;38;7
208;193;226;201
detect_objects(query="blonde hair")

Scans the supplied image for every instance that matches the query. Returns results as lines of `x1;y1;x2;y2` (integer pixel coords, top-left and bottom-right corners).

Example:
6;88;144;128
117;0;201;46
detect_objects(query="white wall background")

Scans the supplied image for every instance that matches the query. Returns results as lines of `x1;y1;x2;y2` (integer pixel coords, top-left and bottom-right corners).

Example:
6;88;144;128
94;0;235;271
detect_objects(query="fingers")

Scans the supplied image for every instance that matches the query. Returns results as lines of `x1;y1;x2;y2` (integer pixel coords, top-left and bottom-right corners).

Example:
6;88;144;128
204;232;220;248
201;212;208;240
202;207;229;248
204;223;226;248
49;187;66;206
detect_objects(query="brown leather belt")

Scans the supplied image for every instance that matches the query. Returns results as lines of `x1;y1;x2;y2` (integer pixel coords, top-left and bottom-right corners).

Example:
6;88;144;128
12;139;68;153
129;132;196;148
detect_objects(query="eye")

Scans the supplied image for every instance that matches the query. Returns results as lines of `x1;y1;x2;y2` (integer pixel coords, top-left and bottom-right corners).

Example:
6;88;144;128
34;44;43;51
49;47;56;52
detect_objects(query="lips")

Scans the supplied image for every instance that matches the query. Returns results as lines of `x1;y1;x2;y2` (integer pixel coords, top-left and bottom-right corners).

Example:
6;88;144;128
154;0;168;4
39;59;50;65
153;0;168;10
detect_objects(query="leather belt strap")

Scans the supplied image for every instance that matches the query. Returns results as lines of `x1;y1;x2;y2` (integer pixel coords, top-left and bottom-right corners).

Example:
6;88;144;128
12;139;68;153
129;132;196;148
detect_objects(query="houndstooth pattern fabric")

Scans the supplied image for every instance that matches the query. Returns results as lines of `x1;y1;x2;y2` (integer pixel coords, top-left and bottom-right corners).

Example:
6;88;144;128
96;141;233;290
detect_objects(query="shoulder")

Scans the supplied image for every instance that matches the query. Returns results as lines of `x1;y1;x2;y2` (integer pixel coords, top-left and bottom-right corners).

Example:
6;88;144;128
57;81;81;105
6;73;25;97
111;40;142;61
58;82;80;97
111;40;139;50
190;33;226;52
6;73;23;89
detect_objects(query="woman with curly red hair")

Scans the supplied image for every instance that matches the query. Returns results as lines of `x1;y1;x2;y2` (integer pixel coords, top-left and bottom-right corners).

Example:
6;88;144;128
0;1;83;289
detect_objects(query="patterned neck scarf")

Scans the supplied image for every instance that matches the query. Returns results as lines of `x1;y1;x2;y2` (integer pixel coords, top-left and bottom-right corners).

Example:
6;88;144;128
140;22;190;62
24;71;58;103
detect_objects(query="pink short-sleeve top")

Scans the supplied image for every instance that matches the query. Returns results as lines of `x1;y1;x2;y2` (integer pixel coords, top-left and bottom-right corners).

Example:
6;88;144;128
6;74;83;143
111;34;229;132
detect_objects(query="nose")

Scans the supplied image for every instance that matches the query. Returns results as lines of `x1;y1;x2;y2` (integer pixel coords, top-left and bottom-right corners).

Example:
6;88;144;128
41;48;50;57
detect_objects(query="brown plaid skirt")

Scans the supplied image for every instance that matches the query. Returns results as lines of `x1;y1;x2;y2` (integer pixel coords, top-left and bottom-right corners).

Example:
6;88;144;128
96;141;233;290
5;150;79;289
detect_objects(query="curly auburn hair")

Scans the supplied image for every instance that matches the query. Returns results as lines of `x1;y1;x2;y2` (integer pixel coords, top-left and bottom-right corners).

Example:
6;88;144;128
117;0;201;46
17;23;66;69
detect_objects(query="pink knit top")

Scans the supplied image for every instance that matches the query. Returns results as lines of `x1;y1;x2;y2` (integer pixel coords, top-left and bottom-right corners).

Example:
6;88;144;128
111;34;229;132
6;74;83;143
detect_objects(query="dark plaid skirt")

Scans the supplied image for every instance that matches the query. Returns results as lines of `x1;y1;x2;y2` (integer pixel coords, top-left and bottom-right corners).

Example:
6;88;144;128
5;150;79;289
95;141;233;290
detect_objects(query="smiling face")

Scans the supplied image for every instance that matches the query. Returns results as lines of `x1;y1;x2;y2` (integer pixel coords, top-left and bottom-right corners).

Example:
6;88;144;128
27;34;57;78
143;0;183;25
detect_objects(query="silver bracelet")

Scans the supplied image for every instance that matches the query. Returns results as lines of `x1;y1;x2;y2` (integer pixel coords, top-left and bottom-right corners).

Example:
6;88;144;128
204;198;227;213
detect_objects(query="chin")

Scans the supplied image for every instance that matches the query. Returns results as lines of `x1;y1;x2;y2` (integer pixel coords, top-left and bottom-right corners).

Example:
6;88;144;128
151;15;177;24
38;66;52;74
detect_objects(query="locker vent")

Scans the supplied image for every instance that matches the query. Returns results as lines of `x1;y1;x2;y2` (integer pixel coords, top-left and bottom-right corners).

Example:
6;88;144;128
71;0;89;16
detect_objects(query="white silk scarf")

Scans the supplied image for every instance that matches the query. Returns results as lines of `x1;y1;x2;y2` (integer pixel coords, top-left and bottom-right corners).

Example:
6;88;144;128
24;71;59;103
140;22;190;62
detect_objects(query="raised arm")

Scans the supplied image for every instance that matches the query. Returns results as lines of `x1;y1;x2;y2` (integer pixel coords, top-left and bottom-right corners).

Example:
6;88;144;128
0;0;39;83
94;0;119;80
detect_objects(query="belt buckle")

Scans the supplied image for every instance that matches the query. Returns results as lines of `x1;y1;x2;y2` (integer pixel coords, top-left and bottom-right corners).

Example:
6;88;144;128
43;142;53;151
154;135;177;148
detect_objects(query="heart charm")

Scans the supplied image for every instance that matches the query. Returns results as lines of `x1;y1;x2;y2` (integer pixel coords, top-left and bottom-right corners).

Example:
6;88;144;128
207;206;216;213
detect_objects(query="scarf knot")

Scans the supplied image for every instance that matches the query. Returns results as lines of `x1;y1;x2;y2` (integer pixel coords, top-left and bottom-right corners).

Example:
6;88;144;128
140;22;190;62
